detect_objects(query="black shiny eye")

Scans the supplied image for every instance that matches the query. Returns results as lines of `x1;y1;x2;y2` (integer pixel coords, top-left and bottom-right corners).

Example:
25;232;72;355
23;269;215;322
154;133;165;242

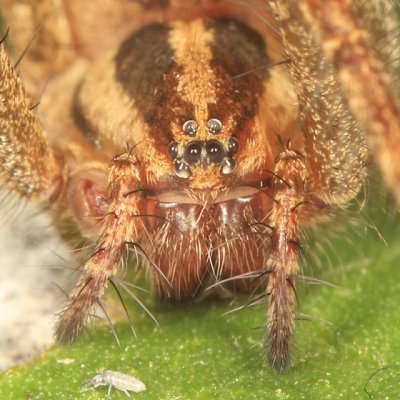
174;160;191;179
228;137;239;154
205;140;224;163
221;157;237;175
168;141;179;159
207;118;222;134
182;120;198;136
184;141;202;164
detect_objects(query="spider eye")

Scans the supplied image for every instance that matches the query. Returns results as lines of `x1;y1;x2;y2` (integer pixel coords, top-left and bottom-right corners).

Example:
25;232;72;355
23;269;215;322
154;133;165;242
174;160;191;179
168;141;179;158
184;141;202;164
207;118;222;134
221;158;237;175
182;120;198;136
228;137;239;154
205;140;224;163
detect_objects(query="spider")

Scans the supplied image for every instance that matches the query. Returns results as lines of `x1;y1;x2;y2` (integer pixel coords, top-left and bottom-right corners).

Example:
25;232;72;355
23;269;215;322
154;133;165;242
0;0;399;372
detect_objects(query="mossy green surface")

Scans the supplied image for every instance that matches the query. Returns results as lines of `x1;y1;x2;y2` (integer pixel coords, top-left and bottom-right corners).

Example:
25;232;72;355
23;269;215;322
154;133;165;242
1;197;400;400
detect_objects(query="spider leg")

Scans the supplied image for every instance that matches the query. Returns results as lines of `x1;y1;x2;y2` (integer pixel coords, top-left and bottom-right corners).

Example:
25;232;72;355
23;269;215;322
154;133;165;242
55;154;143;343
0;40;61;200
269;0;367;206
266;148;306;372
0;1;74;99
300;0;400;204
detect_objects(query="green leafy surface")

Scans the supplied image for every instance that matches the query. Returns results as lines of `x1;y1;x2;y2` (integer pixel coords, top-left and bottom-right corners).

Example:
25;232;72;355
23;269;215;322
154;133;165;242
1;198;400;400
